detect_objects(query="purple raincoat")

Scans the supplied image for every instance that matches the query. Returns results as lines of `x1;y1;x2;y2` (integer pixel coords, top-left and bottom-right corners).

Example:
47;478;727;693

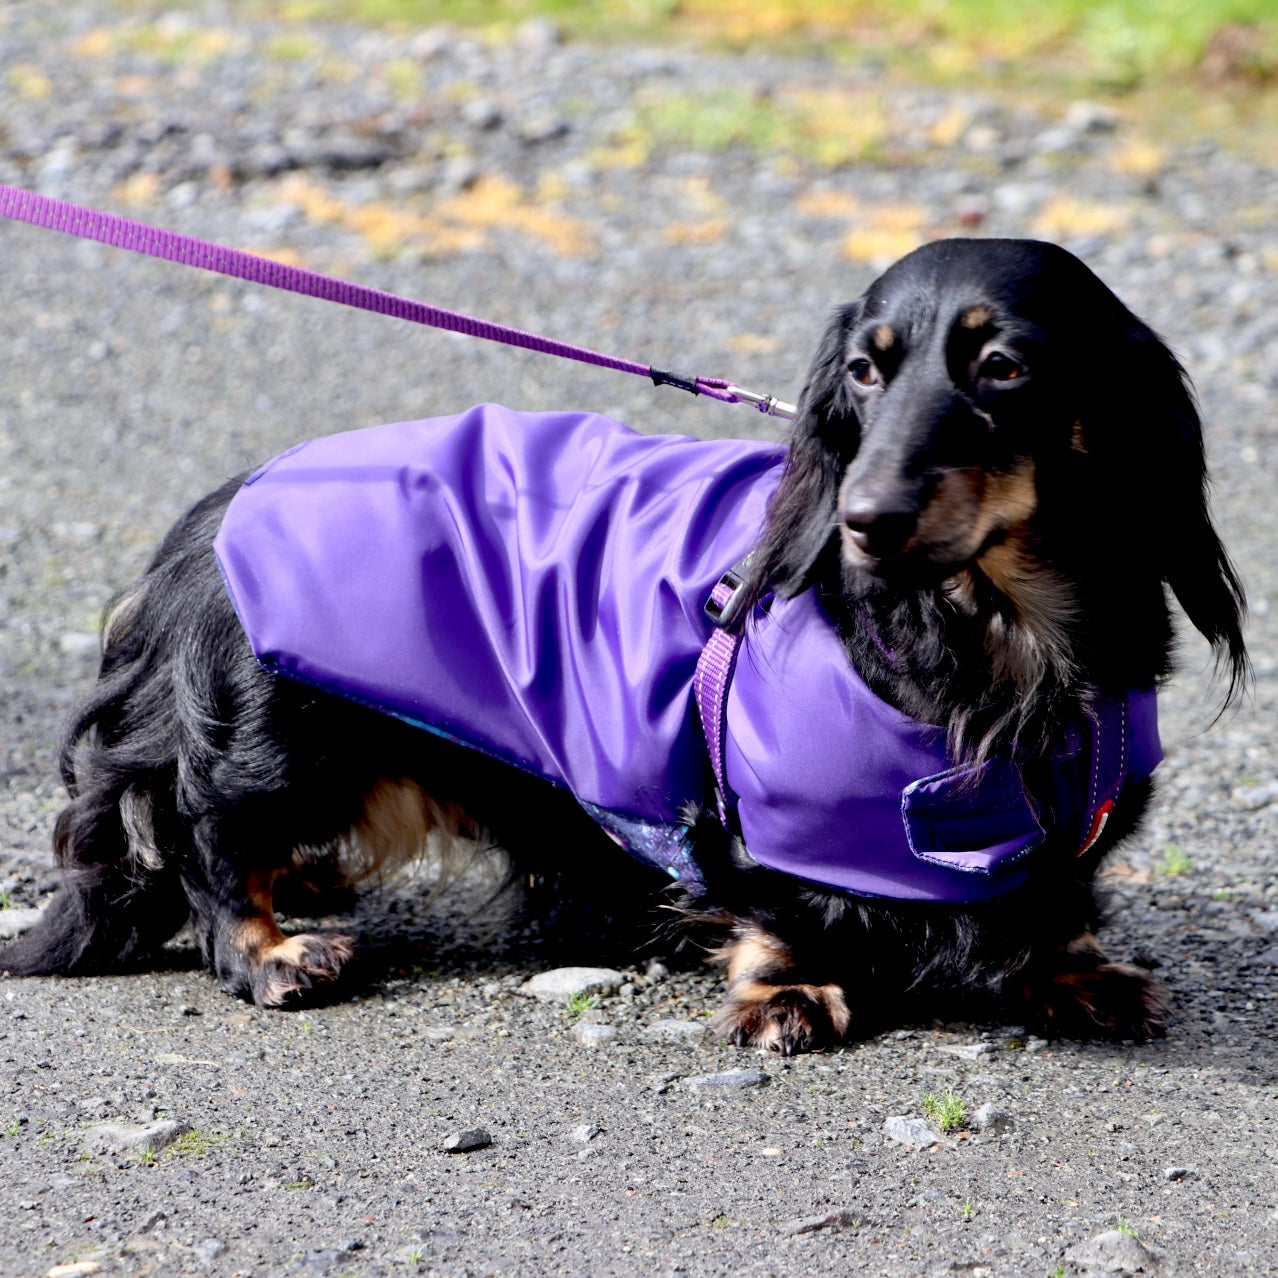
214;404;1161;902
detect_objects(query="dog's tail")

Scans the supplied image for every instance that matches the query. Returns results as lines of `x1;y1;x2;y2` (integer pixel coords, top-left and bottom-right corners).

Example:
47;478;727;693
1;482;245;979
1;605;192;976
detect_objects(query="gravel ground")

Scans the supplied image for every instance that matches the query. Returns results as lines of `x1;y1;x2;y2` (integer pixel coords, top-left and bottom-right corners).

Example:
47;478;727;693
1;4;1277;1275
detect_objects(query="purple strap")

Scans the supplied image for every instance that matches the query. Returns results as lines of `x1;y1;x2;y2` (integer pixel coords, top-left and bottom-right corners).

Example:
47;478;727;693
694;576;745;818
0;182;748;405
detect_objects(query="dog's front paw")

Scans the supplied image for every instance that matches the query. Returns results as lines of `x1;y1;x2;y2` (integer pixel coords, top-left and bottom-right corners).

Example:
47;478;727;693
218;921;356;1008
713;980;851;1055
714;923;851;1054
250;932;357;1008
1018;934;1166;1041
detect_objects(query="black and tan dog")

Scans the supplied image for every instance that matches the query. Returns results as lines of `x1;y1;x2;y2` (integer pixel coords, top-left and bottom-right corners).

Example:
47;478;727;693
2;238;1247;1053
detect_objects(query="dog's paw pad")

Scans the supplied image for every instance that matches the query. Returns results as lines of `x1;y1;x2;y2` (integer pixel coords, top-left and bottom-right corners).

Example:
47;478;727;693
713;981;851;1056
251;932;356;1008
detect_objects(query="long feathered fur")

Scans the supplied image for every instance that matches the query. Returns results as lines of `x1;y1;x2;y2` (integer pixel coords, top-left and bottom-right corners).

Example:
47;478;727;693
2;238;1248;1051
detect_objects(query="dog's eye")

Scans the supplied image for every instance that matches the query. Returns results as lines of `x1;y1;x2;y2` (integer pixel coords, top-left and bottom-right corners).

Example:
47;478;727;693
979;352;1025;383
848;358;880;388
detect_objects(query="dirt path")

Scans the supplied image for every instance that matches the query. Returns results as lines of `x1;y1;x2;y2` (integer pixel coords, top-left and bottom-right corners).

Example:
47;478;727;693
1;4;1276;1274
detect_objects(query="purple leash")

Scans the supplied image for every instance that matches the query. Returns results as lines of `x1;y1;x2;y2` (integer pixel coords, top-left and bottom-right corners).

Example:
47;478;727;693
0;182;797;420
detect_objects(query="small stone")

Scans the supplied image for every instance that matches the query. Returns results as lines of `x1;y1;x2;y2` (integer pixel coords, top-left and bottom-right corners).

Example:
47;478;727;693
442;1127;492;1153
514;17;562;54
460;98;503;130
970;1103;1014;1135
572;1022;618;1046
47;1265;102;1278
780;1209;861;1236
641;1018;709;1043
939;1042;996;1060
1066;1229;1160;1273
1233;780;1278;810
571;1123;602;1143
883;1116;941;1149
0;907;44;939
84;1119;191;1156
1064;100;1121;133
685;1069;769;1091
522;967;626;1001
193;1239;227;1262
1163;1166;1195;1181
644;959;669;983
58;633;100;657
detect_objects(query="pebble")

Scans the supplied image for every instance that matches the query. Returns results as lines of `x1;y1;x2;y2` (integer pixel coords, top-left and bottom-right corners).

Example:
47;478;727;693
685;1069;769;1091
571;1123;602;1143
521;966;626;1001
939;1041;997;1060
882;1116;942;1149
192;1239;228;1262
442;1127;492;1153
970;1103;1014;1135
572;1022;618;1046
1163;1166;1195;1181
47;1265;102;1278
0;906;43;939
1233;779;1278;809
1065;1229;1161;1273
779;1209;861;1236
641;1018;710;1043
83;1119;192;1156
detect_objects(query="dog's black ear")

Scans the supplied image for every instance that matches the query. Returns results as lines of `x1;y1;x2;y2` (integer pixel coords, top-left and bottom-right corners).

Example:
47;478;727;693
1081;311;1249;710
734;301;863;619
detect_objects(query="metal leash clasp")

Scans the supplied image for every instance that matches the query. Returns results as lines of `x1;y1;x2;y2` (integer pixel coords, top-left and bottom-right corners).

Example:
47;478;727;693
730;386;798;420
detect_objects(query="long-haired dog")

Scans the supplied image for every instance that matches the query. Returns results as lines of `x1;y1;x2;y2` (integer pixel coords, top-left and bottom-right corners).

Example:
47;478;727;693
2;238;1248;1053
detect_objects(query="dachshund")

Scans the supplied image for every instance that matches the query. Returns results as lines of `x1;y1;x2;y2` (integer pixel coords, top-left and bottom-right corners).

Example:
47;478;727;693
1;237;1248;1054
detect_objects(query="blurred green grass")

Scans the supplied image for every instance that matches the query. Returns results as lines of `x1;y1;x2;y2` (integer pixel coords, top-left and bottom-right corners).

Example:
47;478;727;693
246;0;1277;92
109;0;1277;156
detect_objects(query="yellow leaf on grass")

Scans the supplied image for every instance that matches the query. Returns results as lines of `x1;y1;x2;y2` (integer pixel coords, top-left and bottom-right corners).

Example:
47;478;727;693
797;189;862;220
1109;138;1165;177
663;218;730;246
9;63;51;99
1033;196;1130;238
71;28;114;59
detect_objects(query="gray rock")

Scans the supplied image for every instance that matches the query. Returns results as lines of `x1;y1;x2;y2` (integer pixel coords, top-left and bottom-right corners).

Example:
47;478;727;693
442;1127;492;1153
522;966;626;1001
939;1041;996;1060
883;1116;941;1149
0;906;43;939
1163;1166;1195;1181
571;1123;602;1143
193;1238;228;1263
780;1209;861;1235
1066;1229;1160;1273
685;1069;769;1091
84;1119;192;1156
641;1018;709;1043
970;1103;1014;1134
572;1022;618;1046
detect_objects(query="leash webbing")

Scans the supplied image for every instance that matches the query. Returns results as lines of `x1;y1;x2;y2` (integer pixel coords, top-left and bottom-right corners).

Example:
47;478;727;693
0;182;796;419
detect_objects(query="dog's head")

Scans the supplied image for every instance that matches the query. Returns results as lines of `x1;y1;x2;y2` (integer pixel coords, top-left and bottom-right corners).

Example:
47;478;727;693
748;237;1247;707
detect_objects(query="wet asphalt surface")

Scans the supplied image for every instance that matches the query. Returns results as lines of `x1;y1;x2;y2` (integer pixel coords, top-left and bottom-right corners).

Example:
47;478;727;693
1;3;1277;1275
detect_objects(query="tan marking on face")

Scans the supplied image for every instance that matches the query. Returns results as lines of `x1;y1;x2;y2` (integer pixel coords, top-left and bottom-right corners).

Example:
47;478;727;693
959;304;993;329
873;323;896;352
1071;420;1088;453
904;459;1038;566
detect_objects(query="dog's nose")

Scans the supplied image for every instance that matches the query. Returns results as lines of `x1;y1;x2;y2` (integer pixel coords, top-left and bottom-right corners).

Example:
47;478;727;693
840;500;918;560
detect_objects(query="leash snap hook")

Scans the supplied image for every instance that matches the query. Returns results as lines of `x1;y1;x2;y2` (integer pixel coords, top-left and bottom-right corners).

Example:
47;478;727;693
729;385;798;420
